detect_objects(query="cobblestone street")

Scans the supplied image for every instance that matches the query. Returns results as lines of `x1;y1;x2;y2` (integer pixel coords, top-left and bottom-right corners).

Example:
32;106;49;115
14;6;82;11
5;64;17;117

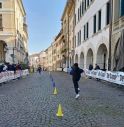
0;72;124;127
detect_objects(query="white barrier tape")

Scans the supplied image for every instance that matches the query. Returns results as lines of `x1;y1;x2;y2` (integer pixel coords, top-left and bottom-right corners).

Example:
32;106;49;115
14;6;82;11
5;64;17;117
0;69;29;83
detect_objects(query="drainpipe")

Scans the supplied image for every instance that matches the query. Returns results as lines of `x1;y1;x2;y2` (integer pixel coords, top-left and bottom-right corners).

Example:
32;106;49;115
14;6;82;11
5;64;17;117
108;0;113;71
13;0;17;64
13;0;15;64
67;9;69;68
73;0;75;65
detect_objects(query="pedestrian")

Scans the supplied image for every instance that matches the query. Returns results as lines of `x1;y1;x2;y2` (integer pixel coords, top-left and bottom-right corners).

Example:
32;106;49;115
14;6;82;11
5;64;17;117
88;64;93;79
70;63;84;99
37;66;42;75
2;63;8;72
94;64;100;70
94;64;100;81
89;64;93;70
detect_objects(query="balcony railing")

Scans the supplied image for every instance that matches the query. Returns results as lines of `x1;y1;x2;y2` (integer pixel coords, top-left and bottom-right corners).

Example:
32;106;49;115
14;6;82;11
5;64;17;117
23;23;28;34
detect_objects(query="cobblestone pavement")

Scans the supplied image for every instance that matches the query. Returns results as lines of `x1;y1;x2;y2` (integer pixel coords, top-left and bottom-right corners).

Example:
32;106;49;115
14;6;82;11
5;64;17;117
0;72;124;127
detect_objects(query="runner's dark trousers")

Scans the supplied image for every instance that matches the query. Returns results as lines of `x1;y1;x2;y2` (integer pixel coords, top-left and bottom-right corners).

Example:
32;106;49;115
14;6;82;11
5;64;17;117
73;79;79;94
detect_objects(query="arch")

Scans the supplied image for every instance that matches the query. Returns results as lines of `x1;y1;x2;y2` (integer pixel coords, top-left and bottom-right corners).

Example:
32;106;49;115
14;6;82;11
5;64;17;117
96;43;108;70
75;54;78;63
113;38;120;69
80;52;84;68
86;48;93;69
0;40;7;62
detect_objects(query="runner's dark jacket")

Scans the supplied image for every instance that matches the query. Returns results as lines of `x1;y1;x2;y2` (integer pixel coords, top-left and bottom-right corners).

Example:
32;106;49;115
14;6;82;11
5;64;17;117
70;66;84;81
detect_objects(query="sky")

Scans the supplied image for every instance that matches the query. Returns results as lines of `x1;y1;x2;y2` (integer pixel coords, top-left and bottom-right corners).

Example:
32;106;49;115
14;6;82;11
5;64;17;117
23;0;67;54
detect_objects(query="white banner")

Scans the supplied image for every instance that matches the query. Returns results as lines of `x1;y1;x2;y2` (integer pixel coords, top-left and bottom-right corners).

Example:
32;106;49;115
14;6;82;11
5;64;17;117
0;69;29;84
85;69;124;86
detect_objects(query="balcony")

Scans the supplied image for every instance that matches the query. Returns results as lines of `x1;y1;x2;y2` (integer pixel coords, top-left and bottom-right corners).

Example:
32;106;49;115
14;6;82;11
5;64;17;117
61;48;67;54
23;23;28;35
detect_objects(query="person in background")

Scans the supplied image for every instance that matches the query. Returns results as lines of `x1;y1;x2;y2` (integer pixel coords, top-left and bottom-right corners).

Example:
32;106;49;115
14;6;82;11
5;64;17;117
95;64;100;70
37;66;42;75
70;63;84;99
95;64;100;81
88;64;93;79
89;64;93;70
2;63;8;72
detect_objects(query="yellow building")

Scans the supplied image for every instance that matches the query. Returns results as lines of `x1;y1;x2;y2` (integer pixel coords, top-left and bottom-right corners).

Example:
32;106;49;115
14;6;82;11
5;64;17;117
61;1;69;69
61;0;75;69
0;0;28;64
68;0;75;67
29;53;40;69
51;31;63;71
45;46;52;71
51;40;57;71
55;31;63;71
39;51;46;70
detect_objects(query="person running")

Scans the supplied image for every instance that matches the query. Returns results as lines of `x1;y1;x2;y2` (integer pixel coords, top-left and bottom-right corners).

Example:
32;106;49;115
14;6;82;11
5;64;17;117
37;66;42;75
70;63;84;99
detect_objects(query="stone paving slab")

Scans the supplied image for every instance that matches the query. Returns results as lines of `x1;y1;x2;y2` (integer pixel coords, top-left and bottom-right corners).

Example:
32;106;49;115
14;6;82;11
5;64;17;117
0;72;123;127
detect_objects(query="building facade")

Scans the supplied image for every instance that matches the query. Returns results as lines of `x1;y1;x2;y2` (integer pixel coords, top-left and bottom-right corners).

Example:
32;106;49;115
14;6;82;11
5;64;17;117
0;0;28;64
39;51;46;70
51;40;57;71
68;0;75;68
45;46;52;71
61;1;69;69
111;0;124;71
74;0;110;70
29;53;40;69
55;31;63;71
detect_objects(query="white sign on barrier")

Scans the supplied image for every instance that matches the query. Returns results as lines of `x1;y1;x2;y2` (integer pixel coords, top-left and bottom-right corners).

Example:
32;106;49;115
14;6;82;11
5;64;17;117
85;69;124;86
0;69;29;84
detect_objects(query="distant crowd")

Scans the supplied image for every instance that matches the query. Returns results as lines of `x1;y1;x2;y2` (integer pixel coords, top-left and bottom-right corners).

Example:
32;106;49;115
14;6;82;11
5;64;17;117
0;63;29;73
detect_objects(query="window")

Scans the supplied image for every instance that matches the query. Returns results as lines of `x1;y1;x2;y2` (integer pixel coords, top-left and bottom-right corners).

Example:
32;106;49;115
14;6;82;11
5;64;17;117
120;0;124;17
86;22;89;38
78;32;79;46
84;25;86;40
0;14;3;31
85;0;87;11
79;30;81;45
0;3;2;8
78;8;80;21
87;0;90;7
93;15;96;34
75;36;76;47
106;2;110;25
74;14;76;25
98;10;101;30
80;4;82;18
82;1;84;15
77;30;81;45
